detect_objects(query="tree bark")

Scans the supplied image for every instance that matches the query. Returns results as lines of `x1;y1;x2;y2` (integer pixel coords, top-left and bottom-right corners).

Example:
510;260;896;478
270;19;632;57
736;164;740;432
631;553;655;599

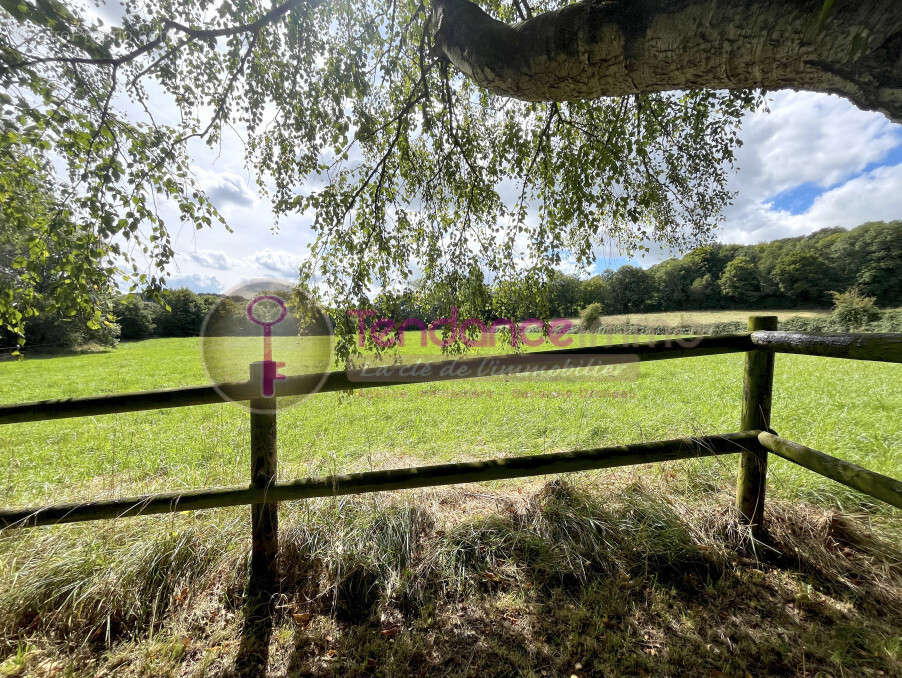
432;0;902;121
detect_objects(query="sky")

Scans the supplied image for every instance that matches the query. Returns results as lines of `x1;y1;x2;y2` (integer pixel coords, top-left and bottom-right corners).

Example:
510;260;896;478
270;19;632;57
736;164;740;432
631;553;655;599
73;0;902;293
160;90;902;293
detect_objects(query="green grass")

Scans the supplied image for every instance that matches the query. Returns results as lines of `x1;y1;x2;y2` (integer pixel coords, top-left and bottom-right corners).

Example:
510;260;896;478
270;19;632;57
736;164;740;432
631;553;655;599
0;324;900;677
0;480;899;677
0;331;899;512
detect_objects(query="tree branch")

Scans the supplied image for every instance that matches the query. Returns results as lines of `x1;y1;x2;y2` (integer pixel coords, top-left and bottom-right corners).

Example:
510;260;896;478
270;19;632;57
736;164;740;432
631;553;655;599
515;102;556;220
2;0;319;73
431;0;902;121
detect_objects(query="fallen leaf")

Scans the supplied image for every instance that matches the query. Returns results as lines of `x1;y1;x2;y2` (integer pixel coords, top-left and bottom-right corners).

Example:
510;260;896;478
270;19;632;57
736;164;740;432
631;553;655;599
292;612;313;627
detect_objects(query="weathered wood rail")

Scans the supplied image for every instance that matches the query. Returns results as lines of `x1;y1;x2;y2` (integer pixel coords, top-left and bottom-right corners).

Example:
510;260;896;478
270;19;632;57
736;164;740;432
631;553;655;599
0;432;761;528
0;334;754;424
0;318;899;669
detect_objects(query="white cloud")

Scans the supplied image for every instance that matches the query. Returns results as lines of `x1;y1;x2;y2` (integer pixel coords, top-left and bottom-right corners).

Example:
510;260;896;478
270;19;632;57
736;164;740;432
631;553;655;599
186;249;240;270
173;243;306;285
166;273;224;293
733;91;899;199
718;162;902;245
713;91;902;247
251;249;304;278
192;167;256;208
803;163;902;225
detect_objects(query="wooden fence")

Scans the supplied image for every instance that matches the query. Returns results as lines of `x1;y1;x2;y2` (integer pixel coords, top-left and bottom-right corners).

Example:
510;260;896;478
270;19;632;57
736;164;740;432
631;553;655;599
0;316;900;669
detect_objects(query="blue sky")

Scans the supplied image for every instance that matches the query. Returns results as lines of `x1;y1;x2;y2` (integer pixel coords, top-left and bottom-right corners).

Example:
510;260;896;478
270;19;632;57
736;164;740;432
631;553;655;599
769;182;835;215
769;134;902;215
159;90;902;291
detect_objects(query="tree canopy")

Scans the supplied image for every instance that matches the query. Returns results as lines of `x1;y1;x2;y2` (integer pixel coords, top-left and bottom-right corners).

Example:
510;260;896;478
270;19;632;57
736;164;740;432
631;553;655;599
1;0;897;348
0;145;119;344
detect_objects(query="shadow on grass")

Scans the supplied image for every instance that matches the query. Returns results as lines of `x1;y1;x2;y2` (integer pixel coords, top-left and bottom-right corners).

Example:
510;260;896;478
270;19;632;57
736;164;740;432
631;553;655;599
0;480;898;677
0;343;116;362
233;598;274;677
278;482;901;677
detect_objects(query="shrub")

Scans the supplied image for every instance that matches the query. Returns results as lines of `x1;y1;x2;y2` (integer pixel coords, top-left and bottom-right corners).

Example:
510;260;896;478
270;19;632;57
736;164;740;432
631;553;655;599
20;312;119;350
869;308;902;333
704;321;746;336
21;314;88;349
581;303;603;331
829;288;881;331
85;318;121;347
113;295;156;340
779;316;832;334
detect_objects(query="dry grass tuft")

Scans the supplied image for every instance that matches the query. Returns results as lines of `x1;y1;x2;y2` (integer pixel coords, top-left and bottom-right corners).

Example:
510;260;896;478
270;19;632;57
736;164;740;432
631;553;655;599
0;479;899;677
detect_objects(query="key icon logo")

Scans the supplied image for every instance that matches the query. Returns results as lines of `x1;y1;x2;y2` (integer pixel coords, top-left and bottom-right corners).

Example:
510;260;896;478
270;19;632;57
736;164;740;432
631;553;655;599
201;279;334;412
247;294;288;397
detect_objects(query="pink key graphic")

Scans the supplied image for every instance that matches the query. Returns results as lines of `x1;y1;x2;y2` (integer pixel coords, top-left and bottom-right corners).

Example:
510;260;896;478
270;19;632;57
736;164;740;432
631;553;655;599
247;295;288;397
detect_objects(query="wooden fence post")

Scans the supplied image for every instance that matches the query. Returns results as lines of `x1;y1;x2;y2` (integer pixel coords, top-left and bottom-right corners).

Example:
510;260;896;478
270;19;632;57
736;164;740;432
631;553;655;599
237;362;279;674
736;315;778;538
248;394;278;611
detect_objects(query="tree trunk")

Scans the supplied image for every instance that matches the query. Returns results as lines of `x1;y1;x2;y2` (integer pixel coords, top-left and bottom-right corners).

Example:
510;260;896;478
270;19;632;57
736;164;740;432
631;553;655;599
432;0;902;121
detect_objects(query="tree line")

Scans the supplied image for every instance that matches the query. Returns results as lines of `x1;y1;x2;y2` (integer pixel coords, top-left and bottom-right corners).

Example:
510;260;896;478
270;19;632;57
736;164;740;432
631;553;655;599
0;289;291;351
114;290;310;342
370;220;902;324
557;220;901;318
3;220;900;352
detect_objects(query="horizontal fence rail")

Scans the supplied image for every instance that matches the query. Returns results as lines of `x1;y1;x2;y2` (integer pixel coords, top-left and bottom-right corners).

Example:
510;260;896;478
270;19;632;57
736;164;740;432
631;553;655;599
0;431;762;529
0;334;756;425
750;331;902;363
758;431;902;509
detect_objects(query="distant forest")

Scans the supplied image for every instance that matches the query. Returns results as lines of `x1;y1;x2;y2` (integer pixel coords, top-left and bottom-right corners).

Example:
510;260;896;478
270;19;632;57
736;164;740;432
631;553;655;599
524;220;902;319
4;220;900;350
380;220;902;323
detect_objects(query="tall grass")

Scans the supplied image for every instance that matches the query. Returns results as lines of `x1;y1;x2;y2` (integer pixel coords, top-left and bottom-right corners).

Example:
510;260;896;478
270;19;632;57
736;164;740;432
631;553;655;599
0;479;899;676
0;514;243;648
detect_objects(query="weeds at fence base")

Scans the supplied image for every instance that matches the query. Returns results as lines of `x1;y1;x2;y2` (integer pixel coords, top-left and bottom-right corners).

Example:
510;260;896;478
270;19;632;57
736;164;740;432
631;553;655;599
0;474;899;677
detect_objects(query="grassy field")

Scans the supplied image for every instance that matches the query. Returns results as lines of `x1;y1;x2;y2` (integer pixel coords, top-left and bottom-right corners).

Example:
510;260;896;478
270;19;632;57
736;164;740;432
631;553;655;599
573;308;831;327
0;313;899;677
0;312;898;512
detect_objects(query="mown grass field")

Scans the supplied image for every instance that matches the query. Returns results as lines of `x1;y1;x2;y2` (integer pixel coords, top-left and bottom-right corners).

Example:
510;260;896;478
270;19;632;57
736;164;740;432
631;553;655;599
0;309;900;677
0;308;898;512
571;308;831;327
